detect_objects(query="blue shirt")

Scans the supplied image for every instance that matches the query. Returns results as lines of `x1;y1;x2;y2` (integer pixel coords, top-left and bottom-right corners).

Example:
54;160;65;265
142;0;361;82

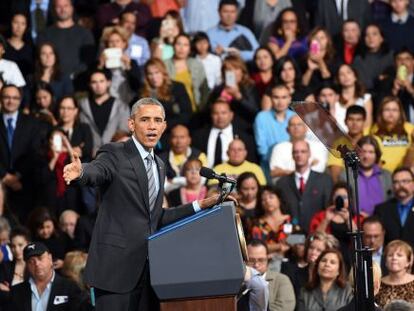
254;109;295;161
397;198;414;226
207;24;259;61
30;271;55;311
2;111;18;129
127;34;150;67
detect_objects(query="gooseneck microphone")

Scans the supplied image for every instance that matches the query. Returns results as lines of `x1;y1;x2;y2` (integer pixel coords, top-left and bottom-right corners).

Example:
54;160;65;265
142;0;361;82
199;167;237;184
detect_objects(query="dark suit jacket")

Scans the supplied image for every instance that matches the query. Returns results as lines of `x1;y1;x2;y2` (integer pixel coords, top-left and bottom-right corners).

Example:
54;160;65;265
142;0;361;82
0;113;41;219
191;124;258;164
314;0;371;37
276;171;333;233
374;198;414;248
6;274;82;311
81;139;196;293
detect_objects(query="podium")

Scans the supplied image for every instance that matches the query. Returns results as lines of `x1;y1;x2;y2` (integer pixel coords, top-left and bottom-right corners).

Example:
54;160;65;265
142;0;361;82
148;202;246;310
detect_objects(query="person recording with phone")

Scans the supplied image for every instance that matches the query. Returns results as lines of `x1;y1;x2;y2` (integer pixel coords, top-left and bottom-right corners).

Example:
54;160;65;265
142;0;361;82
309;182;362;270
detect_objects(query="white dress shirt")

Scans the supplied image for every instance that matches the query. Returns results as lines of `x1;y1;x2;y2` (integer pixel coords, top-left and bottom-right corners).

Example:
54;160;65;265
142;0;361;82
295;168;311;190
207;124;233;168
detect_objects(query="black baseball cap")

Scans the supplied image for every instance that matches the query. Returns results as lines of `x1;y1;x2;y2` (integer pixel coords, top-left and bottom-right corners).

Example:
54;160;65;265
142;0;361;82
23;242;49;261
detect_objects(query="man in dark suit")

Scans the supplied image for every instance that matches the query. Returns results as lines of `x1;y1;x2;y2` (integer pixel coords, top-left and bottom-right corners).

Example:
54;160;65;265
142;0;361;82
63;98;220;311
362;216;388;275
192;99;257;168
314;0;371;38
6;242;82;311
374;167;414;248
276;140;333;233
0;84;41;222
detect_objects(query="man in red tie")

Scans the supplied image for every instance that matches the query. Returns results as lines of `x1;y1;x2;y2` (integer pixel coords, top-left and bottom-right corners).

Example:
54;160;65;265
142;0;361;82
276;140;333;233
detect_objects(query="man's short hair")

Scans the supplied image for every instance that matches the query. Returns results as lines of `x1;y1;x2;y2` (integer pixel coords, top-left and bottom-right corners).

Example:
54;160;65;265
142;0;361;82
394;47;414;59
210;98;233;111
392;166;414;181
1;84;23;98
345;105;367;120
247;239;268;255
384;300;414;311
362;215;385;231
89;68;112;82
219;0;239;10
130;97;166;119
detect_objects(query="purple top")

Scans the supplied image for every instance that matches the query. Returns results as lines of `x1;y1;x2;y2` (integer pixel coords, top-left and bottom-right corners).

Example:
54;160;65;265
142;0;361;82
269;36;308;59
358;165;384;216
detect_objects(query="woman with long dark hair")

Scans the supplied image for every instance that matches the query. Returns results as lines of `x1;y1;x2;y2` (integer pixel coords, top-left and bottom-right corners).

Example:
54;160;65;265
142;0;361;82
33;42;73;101
250;46;275;99
297;249;352;311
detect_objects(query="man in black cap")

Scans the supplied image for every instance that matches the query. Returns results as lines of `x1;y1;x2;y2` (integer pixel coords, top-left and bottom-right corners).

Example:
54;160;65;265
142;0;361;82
5;242;82;311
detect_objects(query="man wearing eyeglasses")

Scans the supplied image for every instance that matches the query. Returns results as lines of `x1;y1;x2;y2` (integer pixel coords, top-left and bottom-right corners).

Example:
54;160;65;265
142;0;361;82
374;167;414;247
247;240;296;311
0;84;41;222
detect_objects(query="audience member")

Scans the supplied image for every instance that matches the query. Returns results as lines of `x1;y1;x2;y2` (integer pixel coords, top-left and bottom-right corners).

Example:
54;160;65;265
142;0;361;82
334;19;363;65
4;13;34;77
237;172;261;238
247;239;296;311
380;0;414;53
32;42;73;101
0;35;26;88
37;0;95;77
209;54;260;131
334;63;373;127
353;23;394;90
362;216;387;274
314;0;371;38
59;210;79;240
119;11;150;69
167;158;207;206
267;8;308;60
341;136;392;216
327;105;368;182
192;99;257;167
302;27;336;92
158;124;208;188
384;300;414;311
0;227;30;291
98;26;142;105
370;96;414;172
254;84;294;167
277;140;333;232
250;47;275;99
281;231;340;298
374;167;414;247
0;85;41;222
78;69;130;156
375;240;414;308
180;0;223;33
192;32;222;91
95;0;152;38
207;0;259;61
32;82;58;126
164;33;209;111
57;96;93;163
251;186;291;258
210;138;266;186
5;242;82;311
297;249;353;311
140;58;192;135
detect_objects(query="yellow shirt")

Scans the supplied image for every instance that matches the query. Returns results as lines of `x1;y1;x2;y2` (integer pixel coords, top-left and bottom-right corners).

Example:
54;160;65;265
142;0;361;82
174;70;196;111
207;161;267;186
171;152;208;174
371;122;414;172
326;127;373;169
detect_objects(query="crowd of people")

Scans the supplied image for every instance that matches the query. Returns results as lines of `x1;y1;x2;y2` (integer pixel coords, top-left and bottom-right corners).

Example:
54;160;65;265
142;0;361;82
1;0;414;310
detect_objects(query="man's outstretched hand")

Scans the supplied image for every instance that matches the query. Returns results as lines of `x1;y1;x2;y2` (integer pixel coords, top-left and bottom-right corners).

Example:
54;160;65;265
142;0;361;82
198;194;239;210
63;152;82;185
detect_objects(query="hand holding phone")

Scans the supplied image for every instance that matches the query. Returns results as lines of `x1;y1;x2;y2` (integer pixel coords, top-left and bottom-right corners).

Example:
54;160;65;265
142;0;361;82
225;70;237;87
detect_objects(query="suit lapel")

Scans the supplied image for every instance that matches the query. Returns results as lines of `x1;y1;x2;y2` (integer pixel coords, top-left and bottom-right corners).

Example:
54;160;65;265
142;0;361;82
0;113;7;145
304;171;316;195
154;155;165;212
46;275;59;310
288;174;301;198
125;139;150;214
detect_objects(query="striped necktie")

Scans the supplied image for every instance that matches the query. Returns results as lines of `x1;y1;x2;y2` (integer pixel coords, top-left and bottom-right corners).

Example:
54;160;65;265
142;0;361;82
146;154;157;212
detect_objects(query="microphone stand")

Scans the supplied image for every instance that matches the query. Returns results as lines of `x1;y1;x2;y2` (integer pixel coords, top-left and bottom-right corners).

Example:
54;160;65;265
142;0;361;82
343;151;374;311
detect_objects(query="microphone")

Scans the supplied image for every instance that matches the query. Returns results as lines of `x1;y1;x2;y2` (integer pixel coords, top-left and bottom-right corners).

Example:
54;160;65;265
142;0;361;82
199;167;237;184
